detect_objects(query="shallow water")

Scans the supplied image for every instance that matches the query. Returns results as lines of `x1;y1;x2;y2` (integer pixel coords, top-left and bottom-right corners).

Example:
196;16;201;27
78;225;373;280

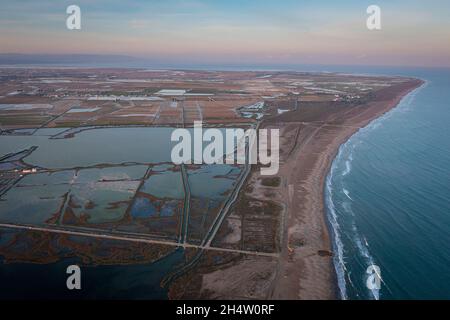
0;127;176;168
0;126;243;298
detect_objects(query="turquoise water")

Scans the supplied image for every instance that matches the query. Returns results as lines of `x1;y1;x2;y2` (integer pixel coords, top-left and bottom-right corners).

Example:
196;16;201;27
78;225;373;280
325;68;450;299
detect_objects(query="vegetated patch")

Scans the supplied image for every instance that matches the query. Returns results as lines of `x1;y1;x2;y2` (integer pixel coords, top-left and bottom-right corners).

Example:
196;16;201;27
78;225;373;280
260;176;281;187
317;250;333;257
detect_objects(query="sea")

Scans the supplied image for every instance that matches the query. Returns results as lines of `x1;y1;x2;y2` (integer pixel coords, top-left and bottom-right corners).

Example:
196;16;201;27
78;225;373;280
320;66;450;300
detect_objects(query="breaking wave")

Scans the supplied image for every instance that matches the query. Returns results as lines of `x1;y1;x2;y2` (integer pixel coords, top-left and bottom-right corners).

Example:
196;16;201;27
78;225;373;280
325;161;348;299
326;139;380;300
325;81;424;300
343;188;353;201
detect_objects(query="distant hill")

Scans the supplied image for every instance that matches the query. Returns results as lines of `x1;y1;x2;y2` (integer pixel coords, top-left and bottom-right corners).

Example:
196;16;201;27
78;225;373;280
0;53;140;65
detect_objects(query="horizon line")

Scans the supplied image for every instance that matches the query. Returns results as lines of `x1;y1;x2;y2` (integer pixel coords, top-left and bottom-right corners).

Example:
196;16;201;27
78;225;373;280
1;53;450;70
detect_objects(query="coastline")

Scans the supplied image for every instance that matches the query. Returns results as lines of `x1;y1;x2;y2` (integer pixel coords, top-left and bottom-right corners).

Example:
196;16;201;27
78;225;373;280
167;77;425;300
324;79;427;300
267;78;424;299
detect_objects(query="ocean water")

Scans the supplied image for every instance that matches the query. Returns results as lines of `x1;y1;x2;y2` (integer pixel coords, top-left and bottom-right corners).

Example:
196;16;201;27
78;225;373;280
325;67;450;299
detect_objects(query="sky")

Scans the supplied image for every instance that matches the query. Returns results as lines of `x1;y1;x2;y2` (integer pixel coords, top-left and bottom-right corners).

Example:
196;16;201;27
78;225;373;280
1;0;450;67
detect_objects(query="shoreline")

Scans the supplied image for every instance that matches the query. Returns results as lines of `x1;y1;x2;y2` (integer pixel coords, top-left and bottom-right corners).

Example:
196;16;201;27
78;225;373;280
172;77;426;300
267;78;424;299
310;79;424;299
323;79;426;300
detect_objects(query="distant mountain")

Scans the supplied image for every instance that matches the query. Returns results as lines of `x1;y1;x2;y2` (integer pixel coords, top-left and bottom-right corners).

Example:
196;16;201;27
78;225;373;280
0;53;140;65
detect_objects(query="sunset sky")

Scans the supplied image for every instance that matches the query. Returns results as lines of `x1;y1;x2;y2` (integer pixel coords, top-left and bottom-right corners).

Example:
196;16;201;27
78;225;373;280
1;0;450;67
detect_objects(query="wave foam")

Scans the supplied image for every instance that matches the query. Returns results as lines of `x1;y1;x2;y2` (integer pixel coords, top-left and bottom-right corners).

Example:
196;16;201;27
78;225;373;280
325;147;348;299
325;83;425;300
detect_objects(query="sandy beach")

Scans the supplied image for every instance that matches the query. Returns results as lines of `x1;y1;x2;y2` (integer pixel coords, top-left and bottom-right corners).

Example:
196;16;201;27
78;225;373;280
266;78;424;299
